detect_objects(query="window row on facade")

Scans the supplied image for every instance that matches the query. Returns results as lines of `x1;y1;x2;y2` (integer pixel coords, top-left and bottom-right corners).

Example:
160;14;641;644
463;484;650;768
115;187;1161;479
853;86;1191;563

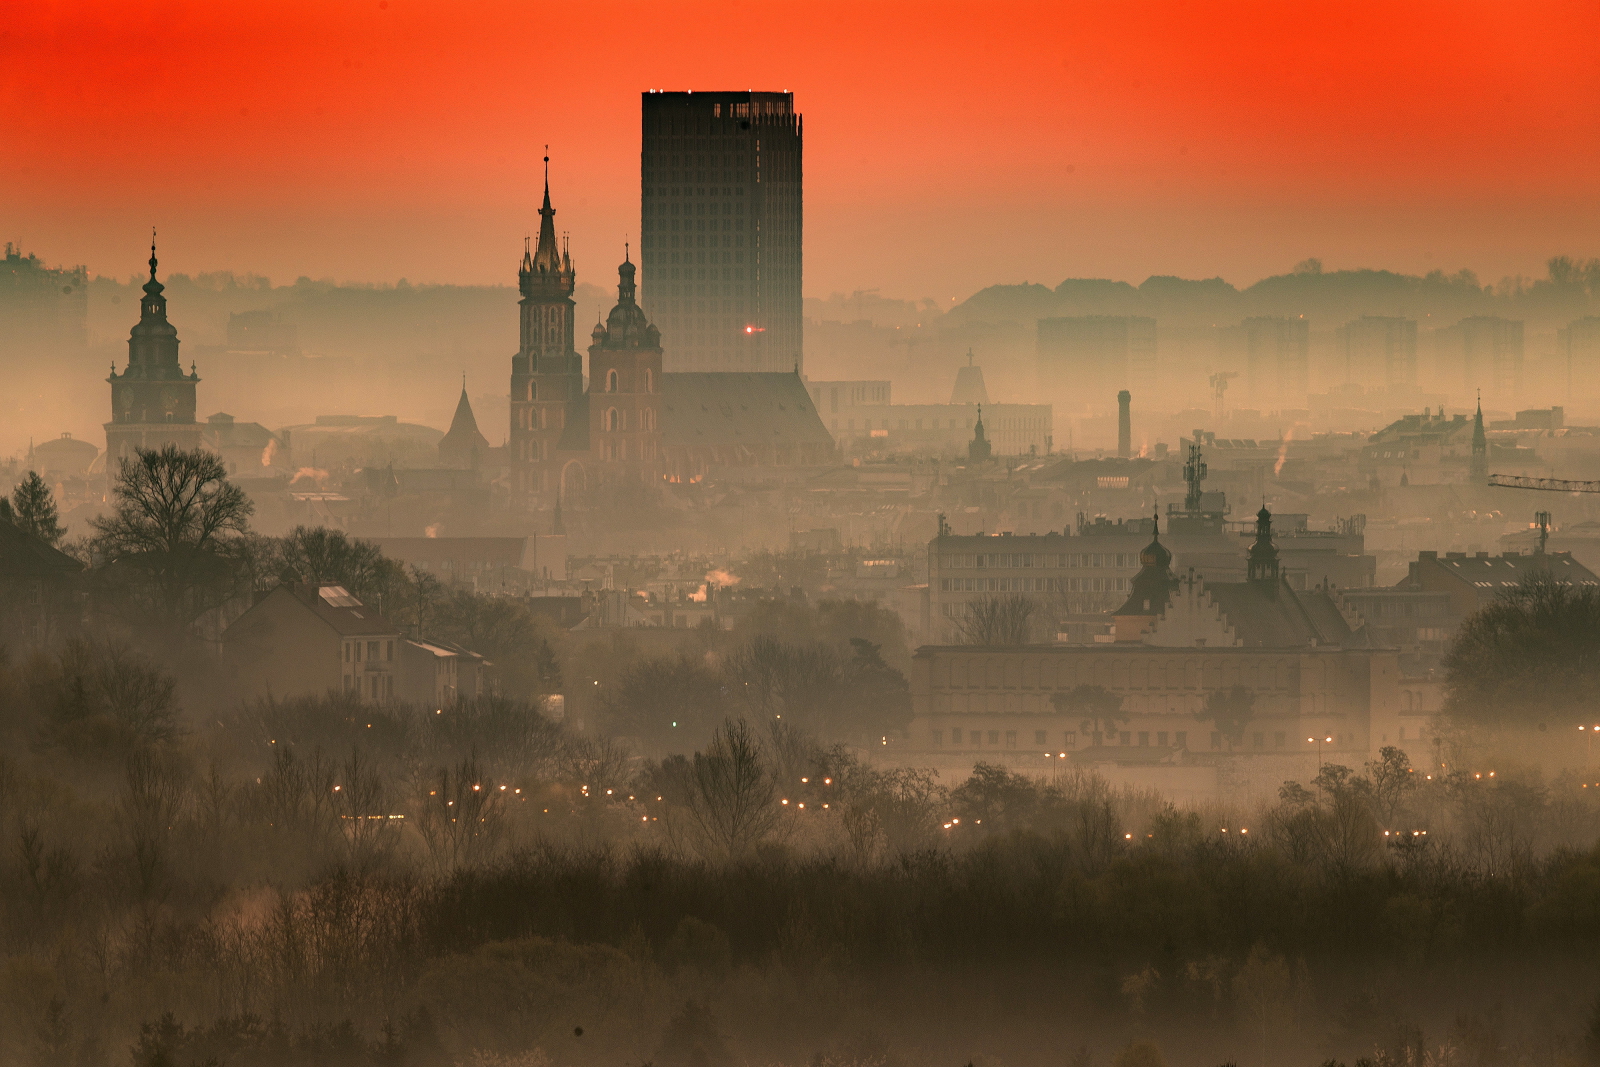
940;576;1128;596
939;551;1141;570
929;658;1315;692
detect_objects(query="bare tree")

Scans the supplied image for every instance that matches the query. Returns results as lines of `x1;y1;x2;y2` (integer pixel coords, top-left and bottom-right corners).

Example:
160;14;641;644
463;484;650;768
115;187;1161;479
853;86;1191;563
684;718;780;859
90;445;255;630
953;594;1036;645
330;748;400;873
412;756;507;874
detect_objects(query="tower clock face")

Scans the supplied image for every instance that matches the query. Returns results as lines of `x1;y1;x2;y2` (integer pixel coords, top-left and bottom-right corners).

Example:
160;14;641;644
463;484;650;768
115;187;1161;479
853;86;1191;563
162;387;180;415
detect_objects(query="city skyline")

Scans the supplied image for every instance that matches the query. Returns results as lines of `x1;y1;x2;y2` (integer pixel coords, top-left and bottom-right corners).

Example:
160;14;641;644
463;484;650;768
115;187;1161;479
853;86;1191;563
5;1;1598;303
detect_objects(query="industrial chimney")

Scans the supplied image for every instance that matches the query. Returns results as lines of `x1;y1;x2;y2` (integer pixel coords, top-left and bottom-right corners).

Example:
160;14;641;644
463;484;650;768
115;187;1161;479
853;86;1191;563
1117;390;1131;459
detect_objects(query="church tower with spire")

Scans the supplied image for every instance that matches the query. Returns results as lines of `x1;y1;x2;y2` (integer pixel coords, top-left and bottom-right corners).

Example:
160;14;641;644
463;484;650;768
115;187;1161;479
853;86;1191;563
106;234;202;465
510;157;582;505
587;248;663;488
1470;393;1488;484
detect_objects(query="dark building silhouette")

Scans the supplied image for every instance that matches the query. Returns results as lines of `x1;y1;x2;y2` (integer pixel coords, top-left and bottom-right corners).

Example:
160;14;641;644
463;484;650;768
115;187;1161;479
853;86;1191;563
1470;396;1488;483
511;162;582;503
641;91;802;374
105;237;201;464
968;406;992;463
1111;514;1178;641
502;163;832;509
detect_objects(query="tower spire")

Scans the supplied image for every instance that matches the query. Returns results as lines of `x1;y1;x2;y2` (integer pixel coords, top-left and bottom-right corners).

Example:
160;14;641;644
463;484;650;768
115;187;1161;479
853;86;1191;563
149;227;158;280
531;149;562;273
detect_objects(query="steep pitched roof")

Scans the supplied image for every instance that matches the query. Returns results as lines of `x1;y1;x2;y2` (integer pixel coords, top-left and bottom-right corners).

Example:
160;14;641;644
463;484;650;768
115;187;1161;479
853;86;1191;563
0;517;83;579
661;372;833;449
439;387;491;466
226;583;401;640
1203;580;1357;648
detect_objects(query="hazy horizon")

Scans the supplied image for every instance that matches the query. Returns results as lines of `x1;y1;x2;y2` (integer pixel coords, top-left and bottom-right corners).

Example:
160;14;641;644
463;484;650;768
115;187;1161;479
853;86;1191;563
6;1;1597;301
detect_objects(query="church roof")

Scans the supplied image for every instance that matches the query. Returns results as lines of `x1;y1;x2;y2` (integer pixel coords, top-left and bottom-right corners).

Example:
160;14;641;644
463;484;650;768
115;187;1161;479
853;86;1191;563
660;372;833;449
439;387;490;462
950;356;990;406
1202;580;1359;648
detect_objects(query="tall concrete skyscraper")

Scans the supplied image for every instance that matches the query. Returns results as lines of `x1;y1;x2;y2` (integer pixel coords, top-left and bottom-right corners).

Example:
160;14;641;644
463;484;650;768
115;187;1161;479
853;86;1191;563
640;91;802;374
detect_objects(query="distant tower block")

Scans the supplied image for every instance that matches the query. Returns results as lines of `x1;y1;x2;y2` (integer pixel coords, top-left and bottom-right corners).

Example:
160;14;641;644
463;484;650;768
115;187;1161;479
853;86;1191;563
1117;390;1132;459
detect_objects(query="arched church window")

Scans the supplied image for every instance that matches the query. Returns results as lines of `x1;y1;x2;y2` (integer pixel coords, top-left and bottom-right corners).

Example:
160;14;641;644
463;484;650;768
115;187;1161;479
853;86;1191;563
529;382;537;401
606;369;618;392
644;369;654;393
606;407;620;432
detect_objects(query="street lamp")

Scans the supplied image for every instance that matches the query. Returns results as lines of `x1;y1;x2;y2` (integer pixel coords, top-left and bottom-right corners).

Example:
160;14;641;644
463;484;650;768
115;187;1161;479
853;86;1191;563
1308;734;1333;774
1581;725;1600;764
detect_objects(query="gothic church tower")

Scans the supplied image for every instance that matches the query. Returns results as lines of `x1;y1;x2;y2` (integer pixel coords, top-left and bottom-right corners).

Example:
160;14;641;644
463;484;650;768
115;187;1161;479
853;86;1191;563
106;236;202;464
510;159;581;504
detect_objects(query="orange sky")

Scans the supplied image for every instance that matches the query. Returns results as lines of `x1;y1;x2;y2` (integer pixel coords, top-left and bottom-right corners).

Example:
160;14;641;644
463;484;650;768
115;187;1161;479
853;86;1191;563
5;0;1598;300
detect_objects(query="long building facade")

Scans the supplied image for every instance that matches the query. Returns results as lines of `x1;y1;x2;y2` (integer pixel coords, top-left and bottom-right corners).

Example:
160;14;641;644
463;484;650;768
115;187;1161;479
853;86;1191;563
641;91;802;374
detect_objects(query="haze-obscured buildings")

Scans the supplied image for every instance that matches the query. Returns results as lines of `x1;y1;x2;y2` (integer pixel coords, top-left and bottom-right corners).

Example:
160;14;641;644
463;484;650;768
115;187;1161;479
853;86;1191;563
806;361;1052;457
1037;315;1157;401
1435;316;1523;399
1338;316;1417;389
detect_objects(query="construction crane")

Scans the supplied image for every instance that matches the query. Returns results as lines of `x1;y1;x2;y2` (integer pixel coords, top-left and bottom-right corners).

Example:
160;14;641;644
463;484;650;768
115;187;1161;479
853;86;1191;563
1487;473;1600;493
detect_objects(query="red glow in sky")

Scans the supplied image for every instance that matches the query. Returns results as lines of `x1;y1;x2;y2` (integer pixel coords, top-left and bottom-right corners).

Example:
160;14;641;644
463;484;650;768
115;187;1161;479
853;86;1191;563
4;0;1598;297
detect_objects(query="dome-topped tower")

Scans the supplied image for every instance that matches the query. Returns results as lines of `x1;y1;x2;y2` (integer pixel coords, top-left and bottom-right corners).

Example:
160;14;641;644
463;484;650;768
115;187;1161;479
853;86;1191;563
598;248;658;349
1113;511;1180;641
586;247;663;489
1247;505;1281;584
105;232;202;464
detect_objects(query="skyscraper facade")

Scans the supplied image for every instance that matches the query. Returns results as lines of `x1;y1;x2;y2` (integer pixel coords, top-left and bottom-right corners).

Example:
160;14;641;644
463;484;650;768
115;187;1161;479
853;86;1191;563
640;91;802;374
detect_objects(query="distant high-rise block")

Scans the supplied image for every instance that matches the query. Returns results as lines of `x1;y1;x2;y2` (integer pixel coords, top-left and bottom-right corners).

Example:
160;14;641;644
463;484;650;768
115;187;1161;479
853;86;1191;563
1435;316;1523;399
1222;317;1309;405
1560;317;1600;397
1036;316;1157;404
641;91;802;374
1337;316;1417;390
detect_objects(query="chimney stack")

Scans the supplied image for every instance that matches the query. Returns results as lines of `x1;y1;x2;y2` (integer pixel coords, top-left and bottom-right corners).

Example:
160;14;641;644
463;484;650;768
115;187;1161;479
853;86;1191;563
1117;390;1132;459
